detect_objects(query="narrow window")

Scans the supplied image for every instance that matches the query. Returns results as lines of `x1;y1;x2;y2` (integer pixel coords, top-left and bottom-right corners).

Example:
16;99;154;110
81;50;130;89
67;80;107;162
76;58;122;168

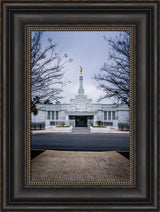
52;111;54;120
104;111;107;120
47;111;50;119
56;111;59;120
112;111;115;120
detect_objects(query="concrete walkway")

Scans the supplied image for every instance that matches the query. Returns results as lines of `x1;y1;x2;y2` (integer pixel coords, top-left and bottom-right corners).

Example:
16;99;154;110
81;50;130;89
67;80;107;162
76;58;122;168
72;127;90;134
32;128;129;135
31;150;129;182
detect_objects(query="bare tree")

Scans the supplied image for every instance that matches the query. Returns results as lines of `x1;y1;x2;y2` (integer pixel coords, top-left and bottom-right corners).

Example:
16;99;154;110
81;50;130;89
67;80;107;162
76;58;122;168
31;31;72;105
94;31;130;106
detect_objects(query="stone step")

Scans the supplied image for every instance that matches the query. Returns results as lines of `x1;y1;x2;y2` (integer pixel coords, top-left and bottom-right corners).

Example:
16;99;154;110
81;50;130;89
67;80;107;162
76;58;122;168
72;127;89;130
72;127;90;134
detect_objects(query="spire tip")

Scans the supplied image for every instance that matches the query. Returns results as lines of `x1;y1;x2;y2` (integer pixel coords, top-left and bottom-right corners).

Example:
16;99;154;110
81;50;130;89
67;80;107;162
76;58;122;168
80;66;82;74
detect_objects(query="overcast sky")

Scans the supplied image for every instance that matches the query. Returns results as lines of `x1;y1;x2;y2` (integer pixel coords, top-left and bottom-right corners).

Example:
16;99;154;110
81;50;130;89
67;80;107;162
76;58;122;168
33;31;126;104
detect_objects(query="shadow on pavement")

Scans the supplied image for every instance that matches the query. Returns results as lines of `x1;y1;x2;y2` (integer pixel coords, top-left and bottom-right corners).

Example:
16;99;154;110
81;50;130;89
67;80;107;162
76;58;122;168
118;152;129;159
31;150;45;159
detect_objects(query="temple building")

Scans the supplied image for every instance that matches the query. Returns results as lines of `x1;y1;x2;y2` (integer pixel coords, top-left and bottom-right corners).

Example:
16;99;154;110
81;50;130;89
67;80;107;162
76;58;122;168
31;70;129;129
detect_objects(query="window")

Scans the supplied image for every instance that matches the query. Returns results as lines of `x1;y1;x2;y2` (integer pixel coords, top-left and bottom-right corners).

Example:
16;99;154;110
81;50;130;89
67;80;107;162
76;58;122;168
104;122;113;126
112;111;115;120
47;111;51;119
104;111;107;120
108;111;111;120
50;121;56;126
56;111;59;120
52;111;54;120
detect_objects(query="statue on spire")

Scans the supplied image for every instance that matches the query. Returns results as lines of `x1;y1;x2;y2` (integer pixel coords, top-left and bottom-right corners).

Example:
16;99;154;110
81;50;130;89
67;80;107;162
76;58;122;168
80;66;83;74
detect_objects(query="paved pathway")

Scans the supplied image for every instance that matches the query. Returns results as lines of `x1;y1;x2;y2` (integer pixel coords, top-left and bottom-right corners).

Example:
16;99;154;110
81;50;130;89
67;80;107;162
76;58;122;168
72;127;90;134
31;150;130;182
32;128;129;135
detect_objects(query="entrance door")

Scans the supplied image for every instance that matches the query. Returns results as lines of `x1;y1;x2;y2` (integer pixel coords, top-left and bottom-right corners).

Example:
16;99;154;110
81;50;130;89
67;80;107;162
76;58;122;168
75;116;87;127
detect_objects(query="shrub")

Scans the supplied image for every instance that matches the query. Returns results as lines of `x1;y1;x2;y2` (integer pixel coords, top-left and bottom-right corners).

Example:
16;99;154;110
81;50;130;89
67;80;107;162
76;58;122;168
96;120;103;127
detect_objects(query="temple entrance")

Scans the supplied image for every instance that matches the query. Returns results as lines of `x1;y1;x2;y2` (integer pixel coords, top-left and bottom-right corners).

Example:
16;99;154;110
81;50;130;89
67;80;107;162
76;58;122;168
75;116;87;127
69;115;94;127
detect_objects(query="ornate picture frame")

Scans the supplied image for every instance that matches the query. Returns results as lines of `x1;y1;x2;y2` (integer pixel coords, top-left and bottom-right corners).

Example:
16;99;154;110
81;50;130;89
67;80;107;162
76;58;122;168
1;1;159;211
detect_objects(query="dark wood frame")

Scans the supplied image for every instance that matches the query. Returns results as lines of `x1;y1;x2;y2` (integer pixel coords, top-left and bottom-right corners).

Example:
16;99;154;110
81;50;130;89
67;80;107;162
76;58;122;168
1;1;159;211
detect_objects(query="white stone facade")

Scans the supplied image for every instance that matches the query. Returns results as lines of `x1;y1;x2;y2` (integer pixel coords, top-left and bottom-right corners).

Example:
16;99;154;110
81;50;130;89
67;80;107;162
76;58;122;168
32;74;129;129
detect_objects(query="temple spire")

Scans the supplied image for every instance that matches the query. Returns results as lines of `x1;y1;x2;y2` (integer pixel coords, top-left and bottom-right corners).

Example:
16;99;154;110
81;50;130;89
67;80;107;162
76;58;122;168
78;67;84;95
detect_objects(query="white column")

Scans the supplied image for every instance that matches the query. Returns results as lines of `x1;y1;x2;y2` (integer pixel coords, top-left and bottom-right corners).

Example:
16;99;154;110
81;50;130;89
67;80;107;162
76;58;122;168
94;114;97;125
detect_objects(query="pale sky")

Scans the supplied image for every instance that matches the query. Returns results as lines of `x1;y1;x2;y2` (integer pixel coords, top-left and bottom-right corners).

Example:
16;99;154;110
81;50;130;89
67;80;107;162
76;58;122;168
32;31;126;104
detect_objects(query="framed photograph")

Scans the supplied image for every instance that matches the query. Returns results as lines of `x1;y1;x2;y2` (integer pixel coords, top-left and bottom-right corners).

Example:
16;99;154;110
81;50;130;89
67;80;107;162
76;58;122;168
30;28;132;185
1;1;159;211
